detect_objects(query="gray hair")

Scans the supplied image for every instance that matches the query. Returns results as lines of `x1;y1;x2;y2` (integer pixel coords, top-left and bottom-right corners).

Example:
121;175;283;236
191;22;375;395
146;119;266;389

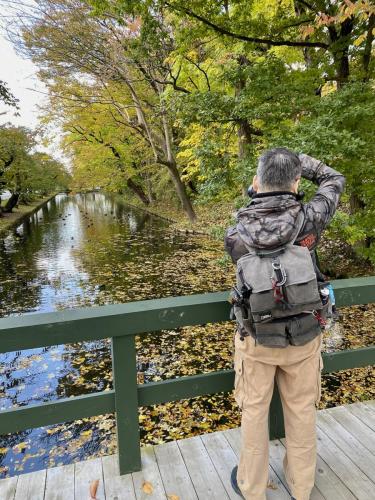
257;147;302;191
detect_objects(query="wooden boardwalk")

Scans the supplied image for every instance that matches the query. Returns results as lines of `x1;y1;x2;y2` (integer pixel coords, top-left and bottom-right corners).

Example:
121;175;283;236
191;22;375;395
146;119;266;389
1;401;374;499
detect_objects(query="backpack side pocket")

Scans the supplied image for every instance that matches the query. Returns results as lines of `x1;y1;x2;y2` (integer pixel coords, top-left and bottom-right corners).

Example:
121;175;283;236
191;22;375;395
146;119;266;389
288;313;322;346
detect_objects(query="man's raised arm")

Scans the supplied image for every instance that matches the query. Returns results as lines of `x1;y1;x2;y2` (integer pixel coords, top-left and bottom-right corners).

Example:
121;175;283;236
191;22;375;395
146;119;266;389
299;153;346;231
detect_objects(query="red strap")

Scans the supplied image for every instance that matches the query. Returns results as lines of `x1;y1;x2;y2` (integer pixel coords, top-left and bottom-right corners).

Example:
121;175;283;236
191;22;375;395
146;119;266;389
313;310;327;327
271;279;284;303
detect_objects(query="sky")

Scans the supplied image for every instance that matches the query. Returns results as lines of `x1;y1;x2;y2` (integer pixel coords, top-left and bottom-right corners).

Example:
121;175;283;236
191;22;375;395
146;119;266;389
0;5;67;165
0;32;47;128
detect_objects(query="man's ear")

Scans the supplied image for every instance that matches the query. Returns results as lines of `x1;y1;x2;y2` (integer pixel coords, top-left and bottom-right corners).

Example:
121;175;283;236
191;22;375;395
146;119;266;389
292;177;301;193
253;175;259;192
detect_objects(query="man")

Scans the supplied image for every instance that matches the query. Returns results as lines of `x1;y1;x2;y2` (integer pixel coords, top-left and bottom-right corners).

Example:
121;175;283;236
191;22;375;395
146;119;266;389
224;148;346;500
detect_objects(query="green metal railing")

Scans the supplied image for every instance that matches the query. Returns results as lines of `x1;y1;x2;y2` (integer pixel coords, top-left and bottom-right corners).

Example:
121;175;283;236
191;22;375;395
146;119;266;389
1;276;375;475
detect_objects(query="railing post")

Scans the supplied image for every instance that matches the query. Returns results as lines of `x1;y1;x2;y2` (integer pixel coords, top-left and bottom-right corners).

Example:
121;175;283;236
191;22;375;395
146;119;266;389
111;334;141;474
269;384;285;440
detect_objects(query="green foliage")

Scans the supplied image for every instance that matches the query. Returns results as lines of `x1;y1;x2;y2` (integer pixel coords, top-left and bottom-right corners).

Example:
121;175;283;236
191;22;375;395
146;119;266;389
0;125;69;204
327;210;367;246
0;81;19;109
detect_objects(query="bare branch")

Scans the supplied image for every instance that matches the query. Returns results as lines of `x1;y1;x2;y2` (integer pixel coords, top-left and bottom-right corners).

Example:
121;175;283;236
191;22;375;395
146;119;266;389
184;55;211;91
164;2;329;49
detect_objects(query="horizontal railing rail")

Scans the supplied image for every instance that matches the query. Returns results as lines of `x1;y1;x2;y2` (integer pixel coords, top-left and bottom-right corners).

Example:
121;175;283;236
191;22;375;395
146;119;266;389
0;276;375;475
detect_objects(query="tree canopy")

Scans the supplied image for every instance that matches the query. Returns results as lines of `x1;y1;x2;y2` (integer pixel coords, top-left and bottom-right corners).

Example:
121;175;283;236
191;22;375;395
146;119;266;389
0;124;70;212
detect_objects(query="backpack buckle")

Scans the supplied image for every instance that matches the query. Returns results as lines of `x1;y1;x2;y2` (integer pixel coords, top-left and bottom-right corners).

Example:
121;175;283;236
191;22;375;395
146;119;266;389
271;259;287;286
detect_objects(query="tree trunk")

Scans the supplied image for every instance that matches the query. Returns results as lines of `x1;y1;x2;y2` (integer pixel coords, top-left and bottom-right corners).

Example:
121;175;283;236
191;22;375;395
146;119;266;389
126;178;150;205
328;19;353;88
159;107;196;222
235;56;253;195
145;172;156;203
4;193;20;213
237;119;252;158
166;161;196;222
349;192;365;214
363;14;375;81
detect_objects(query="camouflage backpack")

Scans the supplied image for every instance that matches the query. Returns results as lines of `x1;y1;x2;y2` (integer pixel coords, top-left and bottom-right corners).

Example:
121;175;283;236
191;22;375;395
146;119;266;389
230;212;328;347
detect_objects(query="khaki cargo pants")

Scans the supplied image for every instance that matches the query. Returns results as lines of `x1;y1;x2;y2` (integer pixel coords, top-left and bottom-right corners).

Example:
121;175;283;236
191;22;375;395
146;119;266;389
234;330;323;500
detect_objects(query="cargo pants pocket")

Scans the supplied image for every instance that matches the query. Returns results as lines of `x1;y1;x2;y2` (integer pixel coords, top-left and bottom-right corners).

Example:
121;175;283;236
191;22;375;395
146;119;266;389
315;354;324;408
234;356;245;410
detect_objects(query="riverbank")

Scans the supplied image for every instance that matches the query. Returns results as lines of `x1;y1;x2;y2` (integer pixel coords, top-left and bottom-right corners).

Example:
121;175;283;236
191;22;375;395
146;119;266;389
0;194;57;236
123;197;236;237
127;195;375;279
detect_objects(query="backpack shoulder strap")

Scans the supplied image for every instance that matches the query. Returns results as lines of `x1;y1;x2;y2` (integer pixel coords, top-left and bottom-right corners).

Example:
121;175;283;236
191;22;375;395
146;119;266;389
290;209;305;245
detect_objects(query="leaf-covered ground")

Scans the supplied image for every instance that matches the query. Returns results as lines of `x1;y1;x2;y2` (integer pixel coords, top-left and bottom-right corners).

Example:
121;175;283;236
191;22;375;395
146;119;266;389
0;193;374;477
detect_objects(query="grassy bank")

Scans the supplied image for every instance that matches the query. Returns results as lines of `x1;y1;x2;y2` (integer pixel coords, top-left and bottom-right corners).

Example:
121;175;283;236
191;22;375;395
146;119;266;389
0;194;56;236
124;197;237;237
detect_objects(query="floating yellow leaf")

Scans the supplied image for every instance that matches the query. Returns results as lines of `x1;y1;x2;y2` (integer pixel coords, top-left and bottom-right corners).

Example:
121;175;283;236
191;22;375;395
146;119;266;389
46;428;59;435
12;442;28;453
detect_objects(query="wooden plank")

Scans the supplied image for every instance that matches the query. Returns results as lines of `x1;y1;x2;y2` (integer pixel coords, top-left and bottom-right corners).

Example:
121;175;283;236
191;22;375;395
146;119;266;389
223;427;290;500
0;391;115;435
346;402;375;431
317;410;375;482
222;428;290;499
1;276;375;352
154;440;197;500
328;405;375;454
313;455;356;500
316;426;374;499
177;435;229;499
0;291;232;352
201;431;242;500
44;463;74;500
0;476;18;500
363;400;375;412
74;457;105;500
132;445;166;500
332;276;375;306
322;347;375;373
14;469;46;500
138;369;235;407
112;335;141;474
102;454;136;500
270;440;324;500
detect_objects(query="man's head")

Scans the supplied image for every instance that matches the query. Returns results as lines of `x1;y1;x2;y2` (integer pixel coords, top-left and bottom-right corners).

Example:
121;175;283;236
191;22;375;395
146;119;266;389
253;147;302;194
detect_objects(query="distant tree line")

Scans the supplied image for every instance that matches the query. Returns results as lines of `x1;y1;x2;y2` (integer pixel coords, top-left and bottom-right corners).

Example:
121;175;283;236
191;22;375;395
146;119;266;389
0;125;71;214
